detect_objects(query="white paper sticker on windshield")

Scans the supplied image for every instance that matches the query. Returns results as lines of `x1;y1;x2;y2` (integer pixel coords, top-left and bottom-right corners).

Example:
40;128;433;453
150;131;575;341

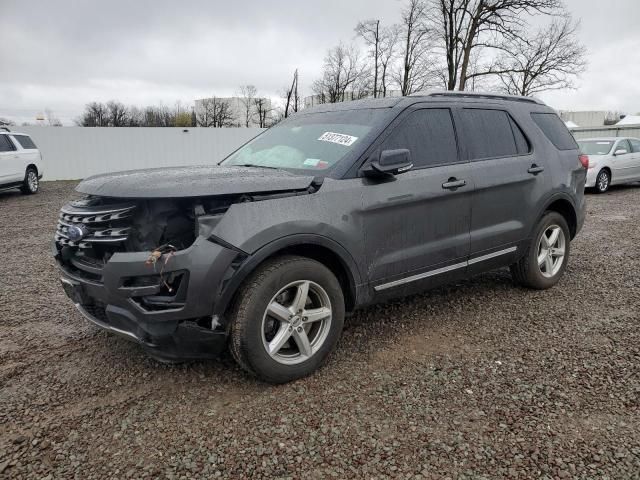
597;141;611;144
318;131;358;146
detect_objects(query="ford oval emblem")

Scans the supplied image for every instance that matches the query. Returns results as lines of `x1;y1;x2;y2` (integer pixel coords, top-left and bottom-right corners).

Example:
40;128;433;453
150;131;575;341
67;225;88;242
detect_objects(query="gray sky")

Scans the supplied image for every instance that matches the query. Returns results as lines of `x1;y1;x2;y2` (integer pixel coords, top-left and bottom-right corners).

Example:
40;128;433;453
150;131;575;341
1;0;639;125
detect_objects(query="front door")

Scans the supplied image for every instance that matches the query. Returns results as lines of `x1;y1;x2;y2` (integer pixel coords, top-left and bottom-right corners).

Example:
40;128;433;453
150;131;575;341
361;107;472;294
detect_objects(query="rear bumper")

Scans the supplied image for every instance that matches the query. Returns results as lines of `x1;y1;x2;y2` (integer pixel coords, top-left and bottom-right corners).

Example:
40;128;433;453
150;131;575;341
54;237;243;361
585;168;598;188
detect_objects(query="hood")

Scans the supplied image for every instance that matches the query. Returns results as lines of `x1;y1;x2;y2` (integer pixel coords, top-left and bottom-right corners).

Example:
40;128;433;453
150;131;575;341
76;166;317;198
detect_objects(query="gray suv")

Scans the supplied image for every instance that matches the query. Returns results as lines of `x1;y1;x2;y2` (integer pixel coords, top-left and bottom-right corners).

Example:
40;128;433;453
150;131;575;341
54;92;587;383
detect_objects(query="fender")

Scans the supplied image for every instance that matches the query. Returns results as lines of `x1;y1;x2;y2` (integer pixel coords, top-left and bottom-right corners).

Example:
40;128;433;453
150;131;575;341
211;233;363;318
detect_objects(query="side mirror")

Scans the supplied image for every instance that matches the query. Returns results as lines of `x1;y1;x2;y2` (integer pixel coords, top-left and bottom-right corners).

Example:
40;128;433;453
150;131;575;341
614;149;628;156
364;149;413;178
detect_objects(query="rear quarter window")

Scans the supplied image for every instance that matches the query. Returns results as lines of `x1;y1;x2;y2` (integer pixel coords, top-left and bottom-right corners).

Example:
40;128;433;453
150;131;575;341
531;113;578;151
12;135;37;149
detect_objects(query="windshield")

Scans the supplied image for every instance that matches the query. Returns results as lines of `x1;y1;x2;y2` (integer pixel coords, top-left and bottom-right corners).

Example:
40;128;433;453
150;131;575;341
222;109;381;172
578;140;614;155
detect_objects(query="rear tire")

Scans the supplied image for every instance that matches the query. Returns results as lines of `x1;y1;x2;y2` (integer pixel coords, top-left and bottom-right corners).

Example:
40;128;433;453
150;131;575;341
595;169;610;193
20;167;39;195
228;255;345;384
510;211;571;290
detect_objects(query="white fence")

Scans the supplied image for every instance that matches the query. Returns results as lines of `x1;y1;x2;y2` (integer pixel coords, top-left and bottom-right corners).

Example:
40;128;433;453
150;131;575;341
571;125;640;140
14;127;264;180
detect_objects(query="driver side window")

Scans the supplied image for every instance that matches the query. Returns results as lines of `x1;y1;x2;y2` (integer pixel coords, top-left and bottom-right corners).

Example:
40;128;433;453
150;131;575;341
380;108;459;169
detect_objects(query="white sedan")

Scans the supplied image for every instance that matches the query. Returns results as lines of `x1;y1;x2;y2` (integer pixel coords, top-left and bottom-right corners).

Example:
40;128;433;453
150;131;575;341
578;137;640;193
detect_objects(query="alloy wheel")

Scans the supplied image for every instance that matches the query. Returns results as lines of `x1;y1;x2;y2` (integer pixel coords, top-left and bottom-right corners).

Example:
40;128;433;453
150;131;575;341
27;171;38;192
537;225;566;278
261;280;332;365
597;171;609;192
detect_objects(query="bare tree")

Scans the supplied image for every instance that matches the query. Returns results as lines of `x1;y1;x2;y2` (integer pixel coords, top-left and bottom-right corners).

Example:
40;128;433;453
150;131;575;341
195;99;216;127
0;117;15;127
356;20;382;97
106;101;129;127
379;25;401;97
395;0;436;96
283;69;300;118
430;0;562;91
495;17;586;96
253;98;272;128
127;106;144;126
238;85;257;127
195;97;235;128
312;43;366;103
44;108;63;126
76;102;109;126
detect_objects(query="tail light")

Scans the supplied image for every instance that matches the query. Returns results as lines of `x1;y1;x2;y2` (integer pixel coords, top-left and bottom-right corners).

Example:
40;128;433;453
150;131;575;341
579;154;589;169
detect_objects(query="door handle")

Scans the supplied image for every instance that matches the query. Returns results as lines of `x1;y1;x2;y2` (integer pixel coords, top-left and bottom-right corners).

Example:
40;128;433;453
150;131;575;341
527;164;544;175
442;178;467;190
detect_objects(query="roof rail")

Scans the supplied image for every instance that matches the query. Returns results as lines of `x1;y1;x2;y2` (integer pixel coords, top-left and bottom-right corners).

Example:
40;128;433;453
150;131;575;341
409;90;545;105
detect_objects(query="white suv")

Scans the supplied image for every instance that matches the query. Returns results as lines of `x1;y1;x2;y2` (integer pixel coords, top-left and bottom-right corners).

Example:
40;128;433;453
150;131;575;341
0;128;43;194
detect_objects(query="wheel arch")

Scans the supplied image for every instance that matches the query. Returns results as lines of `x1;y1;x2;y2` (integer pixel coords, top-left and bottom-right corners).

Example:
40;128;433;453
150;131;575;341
213;234;362;320
25;164;38;175
538;194;578;239
597;165;612;181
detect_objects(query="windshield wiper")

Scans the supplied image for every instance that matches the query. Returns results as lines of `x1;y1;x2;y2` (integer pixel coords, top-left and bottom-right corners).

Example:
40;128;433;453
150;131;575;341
237;163;281;170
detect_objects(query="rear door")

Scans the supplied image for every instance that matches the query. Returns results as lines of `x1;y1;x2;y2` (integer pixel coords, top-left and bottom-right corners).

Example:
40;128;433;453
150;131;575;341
10;135;39;178
612;139;635;182
0;134;21;185
461;107;548;272
361;106;472;294
628;139;640;181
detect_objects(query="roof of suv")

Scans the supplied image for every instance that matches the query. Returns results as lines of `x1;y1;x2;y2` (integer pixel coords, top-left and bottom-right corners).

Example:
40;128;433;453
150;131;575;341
300;91;547;115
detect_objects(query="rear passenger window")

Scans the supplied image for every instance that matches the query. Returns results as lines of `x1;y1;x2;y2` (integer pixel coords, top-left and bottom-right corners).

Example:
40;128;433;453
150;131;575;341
460;109;522;160
12;135;37;149
381;108;458;168
0;135;16;152
531;113;578;150
630;139;640;153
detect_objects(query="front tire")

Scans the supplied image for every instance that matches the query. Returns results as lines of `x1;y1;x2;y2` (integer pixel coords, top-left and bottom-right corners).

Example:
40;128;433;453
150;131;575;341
510;212;571;290
595;169;610;193
20;167;39;195
228;255;345;383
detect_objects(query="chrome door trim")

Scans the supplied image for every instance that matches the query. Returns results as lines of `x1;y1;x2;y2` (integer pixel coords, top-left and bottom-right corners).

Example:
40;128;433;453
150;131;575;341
374;246;517;292
468;246;517;265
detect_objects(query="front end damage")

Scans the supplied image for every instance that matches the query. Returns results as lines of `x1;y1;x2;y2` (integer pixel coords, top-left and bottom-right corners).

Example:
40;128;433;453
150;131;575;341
53;182;321;360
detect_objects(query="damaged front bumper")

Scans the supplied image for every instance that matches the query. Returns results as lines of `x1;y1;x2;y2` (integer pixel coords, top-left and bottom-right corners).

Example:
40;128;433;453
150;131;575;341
54;237;243;361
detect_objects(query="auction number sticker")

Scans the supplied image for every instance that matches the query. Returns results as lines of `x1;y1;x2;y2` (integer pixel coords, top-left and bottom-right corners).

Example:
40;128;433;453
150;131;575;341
318;132;358;146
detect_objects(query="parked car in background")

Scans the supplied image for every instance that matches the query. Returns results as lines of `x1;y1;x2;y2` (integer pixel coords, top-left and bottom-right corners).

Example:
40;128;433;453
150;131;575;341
577;137;640;193
0;128;43;194
54;92;586;383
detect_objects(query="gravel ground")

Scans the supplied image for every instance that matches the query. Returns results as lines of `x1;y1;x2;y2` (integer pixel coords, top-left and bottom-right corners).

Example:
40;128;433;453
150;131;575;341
0;181;639;479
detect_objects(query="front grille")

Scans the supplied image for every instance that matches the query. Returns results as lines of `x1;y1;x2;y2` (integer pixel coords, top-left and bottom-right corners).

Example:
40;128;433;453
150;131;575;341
55;198;138;279
55;201;136;249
